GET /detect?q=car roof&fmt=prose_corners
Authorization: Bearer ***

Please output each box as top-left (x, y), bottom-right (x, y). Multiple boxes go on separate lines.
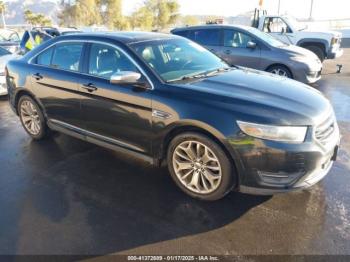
top-left (57, 31), bottom-right (177, 45)
top-left (172, 24), bottom-right (255, 32)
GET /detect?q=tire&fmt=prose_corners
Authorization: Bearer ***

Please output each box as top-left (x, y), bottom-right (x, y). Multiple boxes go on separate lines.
top-left (167, 132), bottom-right (235, 201)
top-left (267, 65), bottom-right (293, 79)
top-left (18, 95), bottom-right (50, 140)
top-left (304, 45), bottom-right (325, 62)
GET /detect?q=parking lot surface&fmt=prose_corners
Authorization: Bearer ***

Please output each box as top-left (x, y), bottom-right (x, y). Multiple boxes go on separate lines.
top-left (0, 41), bottom-right (350, 256)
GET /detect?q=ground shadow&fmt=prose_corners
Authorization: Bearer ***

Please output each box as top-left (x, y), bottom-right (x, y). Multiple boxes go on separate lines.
top-left (0, 132), bottom-right (270, 255)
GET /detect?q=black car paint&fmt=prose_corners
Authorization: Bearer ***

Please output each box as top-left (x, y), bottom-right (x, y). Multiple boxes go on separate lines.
top-left (6, 33), bottom-right (338, 194)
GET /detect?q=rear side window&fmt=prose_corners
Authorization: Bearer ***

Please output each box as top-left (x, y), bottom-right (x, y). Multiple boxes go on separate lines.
top-left (188, 29), bottom-right (220, 46)
top-left (36, 47), bottom-right (54, 66)
top-left (51, 43), bottom-right (83, 71)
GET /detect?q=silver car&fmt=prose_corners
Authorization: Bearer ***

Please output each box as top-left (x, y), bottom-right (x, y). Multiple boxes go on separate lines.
top-left (171, 25), bottom-right (322, 84)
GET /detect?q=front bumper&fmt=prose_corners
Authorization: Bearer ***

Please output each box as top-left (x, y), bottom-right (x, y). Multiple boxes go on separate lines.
top-left (229, 119), bottom-right (340, 195)
top-left (327, 45), bottom-right (343, 59)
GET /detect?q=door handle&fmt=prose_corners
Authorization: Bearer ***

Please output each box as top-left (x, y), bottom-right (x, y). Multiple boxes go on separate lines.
top-left (32, 73), bottom-right (43, 81)
top-left (224, 50), bottom-right (231, 55)
top-left (81, 83), bottom-right (97, 92)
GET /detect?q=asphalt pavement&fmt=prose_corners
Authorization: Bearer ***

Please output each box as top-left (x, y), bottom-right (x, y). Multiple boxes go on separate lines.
top-left (0, 41), bottom-right (349, 257)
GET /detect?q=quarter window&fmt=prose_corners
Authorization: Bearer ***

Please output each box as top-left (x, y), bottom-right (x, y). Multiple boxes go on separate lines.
top-left (224, 30), bottom-right (254, 48)
top-left (88, 43), bottom-right (138, 79)
top-left (51, 43), bottom-right (83, 71)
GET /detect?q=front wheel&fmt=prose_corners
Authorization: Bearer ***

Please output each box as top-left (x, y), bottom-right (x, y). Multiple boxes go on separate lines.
top-left (167, 132), bottom-right (235, 201)
top-left (304, 45), bottom-right (325, 62)
top-left (267, 65), bottom-right (293, 79)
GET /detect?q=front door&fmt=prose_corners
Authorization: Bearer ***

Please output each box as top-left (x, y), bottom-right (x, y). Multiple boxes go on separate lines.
top-left (79, 43), bottom-right (153, 155)
top-left (217, 29), bottom-right (261, 69)
top-left (263, 17), bottom-right (294, 44)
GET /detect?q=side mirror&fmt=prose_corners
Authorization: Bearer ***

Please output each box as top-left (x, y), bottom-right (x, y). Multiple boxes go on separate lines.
top-left (246, 41), bottom-right (257, 49)
top-left (110, 71), bottom-right (141, 85)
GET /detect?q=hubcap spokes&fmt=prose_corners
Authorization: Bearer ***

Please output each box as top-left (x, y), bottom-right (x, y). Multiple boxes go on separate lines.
top-left (271, 68), bottom-right (287, 77)
top-left (173, 141), bottom-right (222, 194)
top-left (20, 101), bottom-right (41, 135)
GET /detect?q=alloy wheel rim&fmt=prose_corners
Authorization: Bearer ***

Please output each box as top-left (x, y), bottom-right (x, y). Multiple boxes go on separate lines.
top-left (20, 100), bottom-right (41, 135)
top-left (172, 140), bottom-right (222, 194)
top-left (271, 68), bottom-right (287, 77)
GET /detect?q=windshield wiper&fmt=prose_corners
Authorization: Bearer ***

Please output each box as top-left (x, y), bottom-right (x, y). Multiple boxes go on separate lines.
top-left (167, 67), bottom-right (233, 83)
top-left (166, 72), bottom-right (208, 83)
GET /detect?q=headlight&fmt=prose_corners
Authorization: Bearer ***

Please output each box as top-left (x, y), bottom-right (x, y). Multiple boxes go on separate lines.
top-left (237, 121), bottom-right (307, 143)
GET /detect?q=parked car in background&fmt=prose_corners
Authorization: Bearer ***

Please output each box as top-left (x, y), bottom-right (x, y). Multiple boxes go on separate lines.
top-left (0, 47), bottom-right (19, 96)
top-left (32, 27), bottom-right (83, 37)
top-left (6, 33), bottom-right (340, 200)
top-left (0, 29), bottom-right (21, 54)
top-left (249, 12), bottom-right (343, 62)
top-left (172, 25), bottom-right (323, 84)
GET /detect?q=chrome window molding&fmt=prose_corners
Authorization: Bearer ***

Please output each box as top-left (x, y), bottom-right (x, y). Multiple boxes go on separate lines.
top-left (28, 39), bottom-right (155, 90)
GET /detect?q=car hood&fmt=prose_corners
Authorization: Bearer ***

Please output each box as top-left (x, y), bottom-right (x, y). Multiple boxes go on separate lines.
top-left (303, 29), bottom-right (342, 38)
top-left (174, 68), bottom-right (331, 125)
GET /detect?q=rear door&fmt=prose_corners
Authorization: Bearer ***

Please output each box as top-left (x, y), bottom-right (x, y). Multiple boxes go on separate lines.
top-left (30, 42), bottom-right (85, 128)
top-left (217, 29), bottom-right (261, 69)
top-left (78, 42), bottom-right (153, 155)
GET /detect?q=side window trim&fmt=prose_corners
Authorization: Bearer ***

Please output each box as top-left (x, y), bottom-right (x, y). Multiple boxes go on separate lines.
top-left (29, 40), bottom-right (154, 90)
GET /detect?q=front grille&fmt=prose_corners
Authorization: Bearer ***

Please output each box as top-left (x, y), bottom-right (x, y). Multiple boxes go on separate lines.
top-left (315, 113), bottom-right (336, 145)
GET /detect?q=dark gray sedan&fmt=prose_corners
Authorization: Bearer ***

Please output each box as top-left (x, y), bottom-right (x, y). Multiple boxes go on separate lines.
top-left (171, 24), bottom-right (322, 84)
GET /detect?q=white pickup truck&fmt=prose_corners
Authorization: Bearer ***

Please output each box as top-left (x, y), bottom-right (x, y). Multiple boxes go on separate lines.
top-left (252, 14), bottom-right (343, 62)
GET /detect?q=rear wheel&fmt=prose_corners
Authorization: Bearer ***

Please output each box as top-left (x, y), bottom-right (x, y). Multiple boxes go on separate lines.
top-left (267, 65), bottom-right (293, 79)
top-left (18, 95), bottom-right (50, 140)
top-left (304, 45), bottom-right (325, 62)
top-left (167, 132), bottom-right (235, 201)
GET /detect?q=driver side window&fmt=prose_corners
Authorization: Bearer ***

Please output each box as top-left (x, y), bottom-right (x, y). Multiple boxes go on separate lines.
top-left (88, 43), bottom-right (138, 79)
top-left (224, 30), bottom-right (254, 48)
top-left (264, 18), bottom-right (290, 33)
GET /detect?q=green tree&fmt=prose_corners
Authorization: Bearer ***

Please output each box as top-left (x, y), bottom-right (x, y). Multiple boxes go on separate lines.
top-left (59, 0), bottom-right (101, 27)
top-left (0, 1), bottom-right (6, 28)
top-left (24, 9), bottom-right (52, 26)
top-left (130, 6), bottom-right (154, 30)
top-left (181, 15), bottom-right (199, 26)
top-left (131, 0), bottom-right (179, 31)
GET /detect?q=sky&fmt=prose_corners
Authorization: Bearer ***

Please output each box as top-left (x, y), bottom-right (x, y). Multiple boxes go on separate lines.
top-left (121, 0), bottom-right (350, 20)
top-left (6, 0), bottom-right (350, 20)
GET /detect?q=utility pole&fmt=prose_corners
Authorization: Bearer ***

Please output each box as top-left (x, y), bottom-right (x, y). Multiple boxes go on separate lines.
top-left (309, 0), bottom-right (314, 20)
top-left (277, 0), bottom-right (281, 15)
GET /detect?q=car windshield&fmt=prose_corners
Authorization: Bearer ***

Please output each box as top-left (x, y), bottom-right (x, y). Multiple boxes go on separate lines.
top-left (247, 27), bottom-right (287, 47)
top-left (130, 38), bottom-right (230, 82)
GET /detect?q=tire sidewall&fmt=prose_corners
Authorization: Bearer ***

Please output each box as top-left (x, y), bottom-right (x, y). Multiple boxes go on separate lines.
top-left (167, 132), bottom-right (234, 201)
top-left (18, 95), bottom-right (47, 140)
